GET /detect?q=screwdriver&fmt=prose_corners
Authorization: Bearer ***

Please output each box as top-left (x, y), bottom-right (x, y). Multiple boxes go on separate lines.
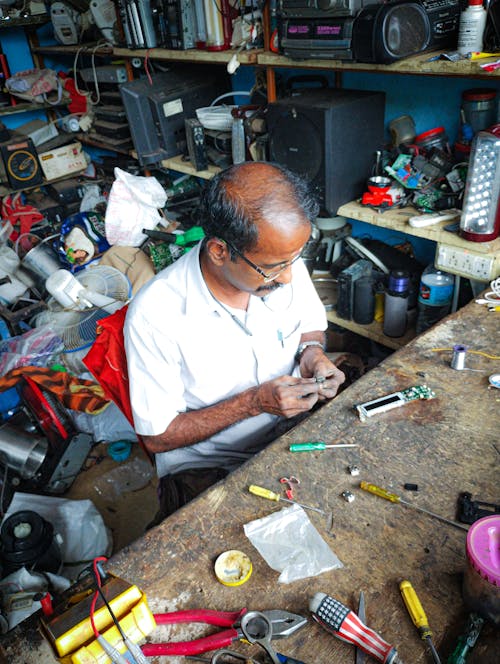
top-left (359, 482), bottom-right (469, 532)
top-left (290, 442), bottom-right (358, 452)
top-left (399, 580), bottom-right (441, 664)
top-left (248, 485), bottom-right (325, 515)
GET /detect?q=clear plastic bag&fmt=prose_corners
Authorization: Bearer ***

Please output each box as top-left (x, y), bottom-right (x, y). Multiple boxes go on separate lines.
top-left (243, 504), bottom-right (343, 584)
top-left (0, 324), bottom-right (64, 376)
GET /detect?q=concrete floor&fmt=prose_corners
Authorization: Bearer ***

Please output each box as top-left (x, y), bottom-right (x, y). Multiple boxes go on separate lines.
top-left (66, 441), bottom-right (159, 554)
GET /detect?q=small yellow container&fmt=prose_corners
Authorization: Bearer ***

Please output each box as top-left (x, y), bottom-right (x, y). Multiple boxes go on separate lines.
top-left (214, 550), bottom-right (253, 587)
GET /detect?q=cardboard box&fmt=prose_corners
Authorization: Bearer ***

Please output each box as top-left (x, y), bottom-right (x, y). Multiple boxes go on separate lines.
top-left (38, 141), bottom-right (88, 181)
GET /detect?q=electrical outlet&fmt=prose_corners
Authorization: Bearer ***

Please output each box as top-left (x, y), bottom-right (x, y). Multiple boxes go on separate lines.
top-left (435, 244), bottom-right (500, 282)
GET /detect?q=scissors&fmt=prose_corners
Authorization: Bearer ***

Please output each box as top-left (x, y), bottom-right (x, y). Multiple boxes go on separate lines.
top-left (355, 592), bottom-right (367, 664)
top-left (141, 608), bottom-right (306, 657)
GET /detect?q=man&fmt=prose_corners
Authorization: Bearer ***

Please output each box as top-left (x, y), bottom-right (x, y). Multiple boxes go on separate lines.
top-left (124, 162), bottom-right (345, 521)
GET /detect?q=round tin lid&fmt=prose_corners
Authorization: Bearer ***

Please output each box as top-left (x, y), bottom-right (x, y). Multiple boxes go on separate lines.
top-left (466, 515), bottom-right (500, 586)
top-left (214, 550), bottom-right (252, 587)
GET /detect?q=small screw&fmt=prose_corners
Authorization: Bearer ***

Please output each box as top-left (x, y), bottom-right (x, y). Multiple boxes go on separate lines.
top-left (341, 490), bottom-right (355, 503)
top-left (348, 465), bottom-right (360, 477)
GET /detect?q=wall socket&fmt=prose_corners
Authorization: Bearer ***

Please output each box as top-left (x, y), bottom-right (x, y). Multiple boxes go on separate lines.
top-left (435, 244), bottom-right (500, 282)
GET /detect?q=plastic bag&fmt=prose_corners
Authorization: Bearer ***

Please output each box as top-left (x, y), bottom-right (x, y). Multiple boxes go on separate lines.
top-left (0, 325), bottom-right (64, 377)
top-left (105, 167), bottom-right (167, 247)
top-left (3, 493), bottom-right (112, 580)
top-left (243, 504), bottom-right (343, 584)
top-left (5, 68), bottom-right (66, 105)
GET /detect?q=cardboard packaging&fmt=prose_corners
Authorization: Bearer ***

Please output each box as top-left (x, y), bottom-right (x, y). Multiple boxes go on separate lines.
top-left (38, 141), bottom-right (88, 181)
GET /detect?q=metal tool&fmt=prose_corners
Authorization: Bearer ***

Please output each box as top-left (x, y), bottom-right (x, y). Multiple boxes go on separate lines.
top-left (141, 608), bottom-right (306, 657)
top-left (289, 442), bottom-right (358, 452)
top-left (249, 485), bottom-right (325, 515)
top-left (355, 592), bottom-right (367, 664)
top-left (360, 482), bottom-right (469, 532)
top-left (310, 592), bottom-right (403, 664)
top-left (399, 581), bottom-right (441, 664)
top-left (241, 612), bottom-right (280, 664)
top-left (447, 612), bottom-right (484, 664)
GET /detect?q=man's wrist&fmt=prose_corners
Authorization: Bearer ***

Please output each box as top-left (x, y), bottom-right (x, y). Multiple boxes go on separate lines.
top-left (295, 340), bottom-right (325, 362)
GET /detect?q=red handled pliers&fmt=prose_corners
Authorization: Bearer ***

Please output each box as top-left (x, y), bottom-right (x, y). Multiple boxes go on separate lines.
top-left (141, 608), bottom-right (306, 657)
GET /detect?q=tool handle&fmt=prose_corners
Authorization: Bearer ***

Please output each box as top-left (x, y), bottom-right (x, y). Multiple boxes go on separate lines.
top-left (249, 485), bottom-right (281, 502)
top-left (153, 608), bottom-right (246, 627)
top-left (360, 481), bottom-right (401, 504)
top-left (277, 654), bottom-right (306, 664)
top-left (310, 593), bottom-right (397, 663)
top-left (141, 628), bottom-right (238, 656)
top-left (399, 581), bottom-right (432, 639)
top-left (289, 442), bottom-right (326, 452)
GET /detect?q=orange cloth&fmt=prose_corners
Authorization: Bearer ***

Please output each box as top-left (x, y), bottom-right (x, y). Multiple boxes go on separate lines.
top-left (0, 365), bottom-right (110, 415)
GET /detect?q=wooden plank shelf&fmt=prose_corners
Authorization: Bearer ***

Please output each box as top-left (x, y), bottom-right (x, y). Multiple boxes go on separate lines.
top-left (160, 154), bottom-right (221, 180)
top-left (326, 309), bottom-right (417, 350)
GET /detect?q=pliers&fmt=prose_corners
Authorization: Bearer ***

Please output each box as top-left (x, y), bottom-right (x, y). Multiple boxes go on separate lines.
top-left (141, 608), bottom-right (307, 657)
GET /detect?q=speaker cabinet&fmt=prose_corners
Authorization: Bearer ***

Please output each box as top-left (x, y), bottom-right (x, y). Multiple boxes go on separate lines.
top-left (267, 88), bottom-right (385, 215)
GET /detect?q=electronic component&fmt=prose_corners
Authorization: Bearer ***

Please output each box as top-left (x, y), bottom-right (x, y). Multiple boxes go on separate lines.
top-left (348, 465), bottom-right (360, 476)
top-left (355, 385), bottom-right (436, 421)
top-left (341, 490), bottom-right (355, 503)
top-left (184, 118), bottom-right (208, 171)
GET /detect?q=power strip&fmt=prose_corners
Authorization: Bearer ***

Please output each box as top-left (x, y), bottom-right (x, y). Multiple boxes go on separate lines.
top-left (435, 243), bottom-right (500, 282)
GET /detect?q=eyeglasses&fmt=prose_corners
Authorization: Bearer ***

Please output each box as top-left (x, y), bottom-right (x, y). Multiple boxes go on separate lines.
top-left (223, 240), bottom-right (303, 282)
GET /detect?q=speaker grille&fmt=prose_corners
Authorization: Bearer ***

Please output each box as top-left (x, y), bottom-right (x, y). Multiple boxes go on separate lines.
top-left (268, 110), bottom-right (323, 182)
top-left (383, 5), bottom-right (430, 57)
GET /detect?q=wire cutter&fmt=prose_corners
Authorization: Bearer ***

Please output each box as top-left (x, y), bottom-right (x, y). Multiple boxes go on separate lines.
top-left (141, 608), bottom-right (307, 657)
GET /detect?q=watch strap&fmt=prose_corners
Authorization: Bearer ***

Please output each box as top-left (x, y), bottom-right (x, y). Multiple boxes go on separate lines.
top-left (295, 340), bottom-right (325, 362)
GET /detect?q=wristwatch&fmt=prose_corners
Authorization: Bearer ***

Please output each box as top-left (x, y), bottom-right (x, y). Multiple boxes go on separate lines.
top-left (295, 340), bottom-right (325, 362)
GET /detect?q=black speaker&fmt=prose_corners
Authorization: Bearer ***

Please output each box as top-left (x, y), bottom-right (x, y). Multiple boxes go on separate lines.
top-left (266, 88), bottom-right (385, 215)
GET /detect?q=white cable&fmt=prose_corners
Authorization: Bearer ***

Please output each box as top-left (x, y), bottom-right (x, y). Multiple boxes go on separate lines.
top-left (210, 91), bottom-right (251, 106)
top-left (475, 277), bottom-right (500, 305)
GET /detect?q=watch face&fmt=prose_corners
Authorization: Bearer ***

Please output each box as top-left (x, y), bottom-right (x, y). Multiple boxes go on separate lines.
top-left (7, 149), bottom-right (40, 182)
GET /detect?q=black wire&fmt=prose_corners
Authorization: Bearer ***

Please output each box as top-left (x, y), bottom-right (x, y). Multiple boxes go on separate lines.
top-left (92, 565), bottom-right (129, 645)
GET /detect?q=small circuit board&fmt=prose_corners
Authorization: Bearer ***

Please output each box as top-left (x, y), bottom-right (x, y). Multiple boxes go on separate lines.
top-left (355, 385), bottom-right (436, 422)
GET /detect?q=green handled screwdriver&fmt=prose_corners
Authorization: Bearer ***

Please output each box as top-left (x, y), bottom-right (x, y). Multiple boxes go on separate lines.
top-left (290, 441), bottom-right (358, 452)
top-left (248, 485), bottom-right (325, 515)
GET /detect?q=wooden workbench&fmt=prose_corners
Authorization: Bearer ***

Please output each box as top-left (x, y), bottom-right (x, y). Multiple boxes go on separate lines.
top-left (1, 297), bottom-right (499, 663)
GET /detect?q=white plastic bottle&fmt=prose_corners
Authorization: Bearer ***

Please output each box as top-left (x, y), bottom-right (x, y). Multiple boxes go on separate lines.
top-left (457, 0), bottom-right (487, 55)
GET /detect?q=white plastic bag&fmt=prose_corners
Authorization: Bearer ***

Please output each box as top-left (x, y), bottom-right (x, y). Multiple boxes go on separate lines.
top-left (243, 504), bottom-right (343, 584)
top-left (105, 167), bottom-right (167, 247)
top-left (3, 493), bottom-right (112, 578)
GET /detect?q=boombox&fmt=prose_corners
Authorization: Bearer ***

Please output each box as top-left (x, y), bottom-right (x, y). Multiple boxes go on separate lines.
top-left (279, 0), bottom-right (376, 18)
top-left (279, 0), bottom-right (460, 62)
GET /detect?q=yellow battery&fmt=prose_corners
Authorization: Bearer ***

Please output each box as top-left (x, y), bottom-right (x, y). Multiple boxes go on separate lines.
top-left (71, 593), bottom-right (156, 664)
top-left (41, 576), bottom-right (150, 660)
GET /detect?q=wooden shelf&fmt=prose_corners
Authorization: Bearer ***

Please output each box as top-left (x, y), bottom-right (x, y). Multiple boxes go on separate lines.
top-left (326, 309), bottom-right (416, 350)
top-left (32, 44), bottom-right (260, 65)
top-left (160, 154), bottom-right (221, 180)
top-left (338, 201), bottom-right (500, 256)
top-left (258, 50), bottom-right (500, 80)
top-left (0, 101), bottom-right (68, 117)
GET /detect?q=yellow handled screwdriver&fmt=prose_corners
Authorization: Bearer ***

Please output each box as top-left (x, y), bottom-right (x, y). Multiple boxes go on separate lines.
top-left (248, 485), bottom-right (325, 515)
top-left (400, 580), bottom-right (441, 664)
top-left (359, 482), bottom-right (469, 532)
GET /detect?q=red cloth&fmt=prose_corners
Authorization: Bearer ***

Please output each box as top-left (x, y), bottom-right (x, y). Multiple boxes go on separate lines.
top-left (82, 305), bottom-right (133, 425)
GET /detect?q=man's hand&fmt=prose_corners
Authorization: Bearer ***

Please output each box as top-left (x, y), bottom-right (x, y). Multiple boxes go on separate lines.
top-left (252, 375), bottom-right (323, 418)
top-left (299, 348), bottom-right (345, 400)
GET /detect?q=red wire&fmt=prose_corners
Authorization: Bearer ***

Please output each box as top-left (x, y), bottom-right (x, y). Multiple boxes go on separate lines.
top-left (145, 50), bottom-right (153, 86)
top-left (90, 556), bottom-right (108, 638)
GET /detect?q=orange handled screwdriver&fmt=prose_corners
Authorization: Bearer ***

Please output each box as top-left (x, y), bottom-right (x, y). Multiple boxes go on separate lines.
top-left (399, 580), bottom-right (441, 664)
top-left (359, 482), bottom-right (468, 532)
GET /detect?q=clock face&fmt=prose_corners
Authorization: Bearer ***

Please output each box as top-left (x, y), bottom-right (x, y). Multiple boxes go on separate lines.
top-left (7, 149), bottom-right (40, 182)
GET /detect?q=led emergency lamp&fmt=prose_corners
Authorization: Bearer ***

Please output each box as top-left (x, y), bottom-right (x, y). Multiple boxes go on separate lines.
top-left (460, 124), bottom-right (500, 242)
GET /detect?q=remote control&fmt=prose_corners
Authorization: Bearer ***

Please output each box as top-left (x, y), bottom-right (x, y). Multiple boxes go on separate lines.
top-left (408, 209), bottom-right (460, 228)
